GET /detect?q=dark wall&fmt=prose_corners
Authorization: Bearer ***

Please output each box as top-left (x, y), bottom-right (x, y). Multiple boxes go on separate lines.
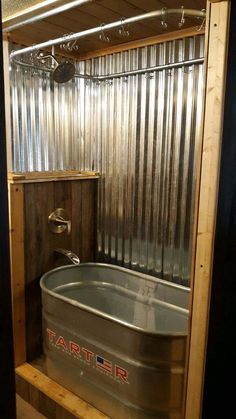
top-left (0, 4), bottom-right (16, 419)
top-left (203, 2), bottom-right (236, 418)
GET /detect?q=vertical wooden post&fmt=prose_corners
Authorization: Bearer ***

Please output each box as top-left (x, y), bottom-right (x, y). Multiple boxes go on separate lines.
top-left (8, 183), bottom-right (26, 366)
top-left (0, 12), bottom-right (16, 419)
top-left (186, 2), bottom-right (231, 418)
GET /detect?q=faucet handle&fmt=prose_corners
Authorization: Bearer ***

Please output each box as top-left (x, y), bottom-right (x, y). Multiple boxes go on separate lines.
top-left (48, 208), bottom-right (71, 234)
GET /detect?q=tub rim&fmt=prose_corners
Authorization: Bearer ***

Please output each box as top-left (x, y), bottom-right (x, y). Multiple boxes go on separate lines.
top-left (40, 262), bottom-right (190, 338)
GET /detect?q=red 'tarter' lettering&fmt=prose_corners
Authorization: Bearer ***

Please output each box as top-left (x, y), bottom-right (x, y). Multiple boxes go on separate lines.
top-left (82, 348), bottom-right (94, 362)
top-left (56, 336), bottom-right (68, 350)
top-left (46, 328), bottom-right (56, 342)
top-left (115, 365), bottom-right (129, 383)
top-left (69, 341), bottom-right (80, 356)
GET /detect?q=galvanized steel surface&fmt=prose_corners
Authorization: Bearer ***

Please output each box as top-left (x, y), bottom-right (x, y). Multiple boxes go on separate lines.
top-left (10, 35), bottom-right (205, 285)
top-left (41, 263), bottom-right (188, 418)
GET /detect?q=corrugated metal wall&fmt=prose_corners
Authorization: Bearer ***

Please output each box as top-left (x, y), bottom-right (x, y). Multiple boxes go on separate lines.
top-left (10, 35), bottom-right (204, 285)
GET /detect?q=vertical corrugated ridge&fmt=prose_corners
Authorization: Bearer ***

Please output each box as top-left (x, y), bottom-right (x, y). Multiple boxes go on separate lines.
top-left (10, 35), bottom-right (205, 285)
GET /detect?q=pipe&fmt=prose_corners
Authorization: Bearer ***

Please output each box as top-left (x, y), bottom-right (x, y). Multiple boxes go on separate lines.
top-left (12, 56), bottom-right (204, 80)
top-left (3, 0), bottom-right (92, 33)
top-left (10, 8), bottom-right (206, 59)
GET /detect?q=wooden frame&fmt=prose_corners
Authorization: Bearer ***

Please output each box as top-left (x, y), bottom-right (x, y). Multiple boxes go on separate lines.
top-left (3, 0), bottom-right (232, 417)
top-left (16, 363), bottom-right (108, 419)
top-left (186, 1), bottom-right (231, 418)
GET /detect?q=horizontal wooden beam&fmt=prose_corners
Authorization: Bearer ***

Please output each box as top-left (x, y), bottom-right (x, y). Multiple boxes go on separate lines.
top-left (16, 363), bottom-right (108, 418)
top-left (8, 170), bottom-right (99, 184)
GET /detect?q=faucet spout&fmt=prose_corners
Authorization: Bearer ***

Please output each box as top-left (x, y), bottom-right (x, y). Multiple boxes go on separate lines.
top-left (55, 248), bottom-right (80, 265)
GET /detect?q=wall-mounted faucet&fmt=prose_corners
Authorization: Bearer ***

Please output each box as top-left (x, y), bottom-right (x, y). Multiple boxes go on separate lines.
top-left (48, 208), bottom-right (71, 234)
top-left (55, 248), bottom-right (80, 265)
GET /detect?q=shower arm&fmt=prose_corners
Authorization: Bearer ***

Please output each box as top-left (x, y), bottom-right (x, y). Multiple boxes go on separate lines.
top-left (11, 55), bottom-right (204, 81)
top-left (10, 8), bottom-right (206, 60)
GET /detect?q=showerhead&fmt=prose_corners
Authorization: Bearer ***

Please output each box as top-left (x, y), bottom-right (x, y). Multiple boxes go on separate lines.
top-left (53, 60), bottom-right (75, 83)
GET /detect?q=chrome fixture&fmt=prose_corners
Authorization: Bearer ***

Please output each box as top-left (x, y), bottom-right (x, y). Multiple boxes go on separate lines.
top-left (35, 52), bottom-right (75, 83)
top-left (54, 248), bottom-right (80, 265)
top-left (10, 8), bottom-right (206, 59)
top-left (12, 55), bottom-right (204, 81)
top-left (48, 208), bottom-right (71, 234)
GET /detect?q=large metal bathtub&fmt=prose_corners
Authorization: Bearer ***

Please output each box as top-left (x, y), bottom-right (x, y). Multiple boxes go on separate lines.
top-left (40, 263), bottom-right (189, 419)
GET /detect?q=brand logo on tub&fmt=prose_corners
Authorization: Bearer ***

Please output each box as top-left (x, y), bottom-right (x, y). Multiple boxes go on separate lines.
top-left (46, 328), bottom-right (129, 384)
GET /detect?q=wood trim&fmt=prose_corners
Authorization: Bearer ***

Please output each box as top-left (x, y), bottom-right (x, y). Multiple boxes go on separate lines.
top-left (8, 183), bottom-right (26, 367)
top-left (185, 2), bottom-right (231, 418)
top-left (77, 27), bottom-right (205, 61)
top-left (8, 170), bottom-right (99, 184)
top-left (16, 363), bottom-right (108, 419)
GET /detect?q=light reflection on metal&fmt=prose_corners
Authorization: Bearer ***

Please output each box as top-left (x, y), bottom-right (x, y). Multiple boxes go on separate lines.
top-left (10, 8), bottom-right (206, 57)
top-left (10, 35), bottom-right (205, 285)
top-left (2, 0), bottom-right (92, 31)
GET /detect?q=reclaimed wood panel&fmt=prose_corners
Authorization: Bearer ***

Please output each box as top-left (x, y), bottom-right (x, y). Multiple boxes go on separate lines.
top-left (24, 182), bottom-right (54, 360)
top-left (8, 183), bottom-right (26, 366)
top-left (23, 178), bottom-right (98, 360)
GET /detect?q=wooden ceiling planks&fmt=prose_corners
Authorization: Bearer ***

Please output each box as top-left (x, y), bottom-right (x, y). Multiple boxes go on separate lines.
top-left (7, 0), bottom-right (206, 56)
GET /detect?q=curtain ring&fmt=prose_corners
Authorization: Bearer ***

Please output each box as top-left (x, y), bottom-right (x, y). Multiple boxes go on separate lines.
top-left (99, 23), bottom-right (110, 43)
top-left (196, 9), bottom-right (206, 32)
top-left (178, 6), bottom-right (185, 28)
top-left (161, 8), bottom-right (168, 29)
top-left (118, 18), bottom-right (130, 37)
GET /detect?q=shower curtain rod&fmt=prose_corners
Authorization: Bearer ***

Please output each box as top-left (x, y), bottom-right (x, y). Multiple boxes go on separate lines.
top-left (10, 7), bottom-right (206, 59)
top-left (12, 56), bottom-right (204, 80)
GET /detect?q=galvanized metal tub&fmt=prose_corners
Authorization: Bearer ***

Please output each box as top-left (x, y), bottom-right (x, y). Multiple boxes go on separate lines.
top-left (40, 263), bottom-right (189, 419)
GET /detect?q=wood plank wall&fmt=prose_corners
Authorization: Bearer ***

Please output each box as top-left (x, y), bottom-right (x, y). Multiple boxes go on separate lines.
top-left (9, 177), bottom-right (98, 363)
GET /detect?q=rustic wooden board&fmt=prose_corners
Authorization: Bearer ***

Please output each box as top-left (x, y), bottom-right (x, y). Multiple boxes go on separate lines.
top-left (8, 183), bottom-right (26, 366)
top-left (16, 363), bottom-right (109, 419)
top-left (22, 178), bottom-right (98, 360)
top-left (185, 1), bottom-right (231, 418)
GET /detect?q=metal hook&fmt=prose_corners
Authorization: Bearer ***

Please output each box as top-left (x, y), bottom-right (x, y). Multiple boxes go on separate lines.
top-left (196, 9), bottom-right (206, 32)
top-left (161, 8), bottom-right (168, 30)
top-left (178, 6), bottom-right (185, 28)
top-left (60, 33), bottom-right (79, 52)
top-left (99, 23), bottom-right (110, 43)
top-left (145, 72), bottom-right (154, 80)
top-left (183, 66), bottom-right (193, 74)
top-left (118, 18), bottom-right (130, 37)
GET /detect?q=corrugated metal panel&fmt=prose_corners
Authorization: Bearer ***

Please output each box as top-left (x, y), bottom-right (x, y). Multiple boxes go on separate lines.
top-left (10, 35), bottom-right (205, 285)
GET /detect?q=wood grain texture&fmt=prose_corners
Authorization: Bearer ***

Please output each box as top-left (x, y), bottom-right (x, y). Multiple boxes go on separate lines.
top-left (8, 183), bottom-right (26, 366)
top-left (16, 363), bottom-right (109, 419)
top-left (6, 0), bottom-right (206, 56)
top-left (8, 170), bottom-right (99, 183)
top-left (185, 2), bottom-right (231, 418)
top-left (22, 178), bottom-right (98, 360)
